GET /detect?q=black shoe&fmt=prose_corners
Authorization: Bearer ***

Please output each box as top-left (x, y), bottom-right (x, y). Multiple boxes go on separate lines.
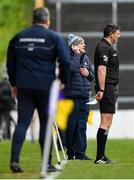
top-left (75, 155), bottom-right (93, 160)
top-left (10, 162), bottom-right (23, 173)
top-left (94, 156), bottom-right (114, 164)
top-left (47, 164), bottom-right (58, 173)
top-left (67, 155), bottom-right (75, 160)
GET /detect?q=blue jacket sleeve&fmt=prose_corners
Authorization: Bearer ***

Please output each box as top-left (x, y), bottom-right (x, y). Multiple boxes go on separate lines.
top-left (87, 63), bottom-right (94, 81)
top-left (81, 54), bottom-right (94, 81)
top-left (70, 53), bottom-right (81, 73)
top-left (6, 36), bottom-right (17, 87)
top-left (55, 35), bottom-right (71, 84)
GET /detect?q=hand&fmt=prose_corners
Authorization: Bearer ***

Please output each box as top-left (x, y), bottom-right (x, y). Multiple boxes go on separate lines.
top-left (71, 45), bottom-right (80, 53)
top-left (95, 91), bottom-right (104, 101)
top-left (11, 86), bottom-right (17, 98)
top-left (80, 67), bottom-right (89, 77)
top-left (60, 83), bottom-right (65, 90)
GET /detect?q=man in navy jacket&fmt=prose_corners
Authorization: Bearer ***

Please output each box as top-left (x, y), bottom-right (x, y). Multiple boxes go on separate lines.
top-left (6, 7), bottom-right (71, 173)
top-left (64, 34), bottom-right (94, 160)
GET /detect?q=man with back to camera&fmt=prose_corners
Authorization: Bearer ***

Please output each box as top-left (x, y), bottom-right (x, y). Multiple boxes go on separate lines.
top-left (94, 24), bottom-right (120, 164)
top-left (6, 7), bottom-right (71, 173)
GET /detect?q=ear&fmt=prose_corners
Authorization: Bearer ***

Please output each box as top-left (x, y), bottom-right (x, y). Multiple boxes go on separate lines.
top-left (71, 45), bottom-right (74, 49)
top-left (45, 19), bottom-right (50, 28)
top-left (110, 32), bottom-right (113, 37)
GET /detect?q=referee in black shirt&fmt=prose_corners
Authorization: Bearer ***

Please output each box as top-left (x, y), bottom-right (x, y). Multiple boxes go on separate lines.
top-left (94, 24), bottom-right (121, 164)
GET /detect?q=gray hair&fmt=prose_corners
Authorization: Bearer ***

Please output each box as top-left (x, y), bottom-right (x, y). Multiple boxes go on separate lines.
top-left (33, 7), bottom-right (50, 24)
top-left (68, 34), bottom-right (84, 47)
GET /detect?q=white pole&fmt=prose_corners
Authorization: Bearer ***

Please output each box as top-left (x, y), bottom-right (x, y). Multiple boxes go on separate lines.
top-left (54, 123), bottom-right (67, 160)
top-left (53, 133), bottom-right (61, 164)
top-left (40, 79), bottom-right (60, 178)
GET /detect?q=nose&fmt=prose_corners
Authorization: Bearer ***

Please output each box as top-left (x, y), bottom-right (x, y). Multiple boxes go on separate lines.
top-left (117, 32), bottom-right (121, 38)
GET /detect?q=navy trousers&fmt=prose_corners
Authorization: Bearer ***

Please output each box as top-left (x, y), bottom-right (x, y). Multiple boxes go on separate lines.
top-left (10, 89), bottom-right (52, 164)
top-left (66, 97), bottom-right (89, 158)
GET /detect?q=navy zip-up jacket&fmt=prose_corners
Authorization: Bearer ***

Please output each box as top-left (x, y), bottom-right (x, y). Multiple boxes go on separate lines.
top-left (6, 24), bottom-right (71, 90)
top-left (64, 51), bottom-right (94, 98)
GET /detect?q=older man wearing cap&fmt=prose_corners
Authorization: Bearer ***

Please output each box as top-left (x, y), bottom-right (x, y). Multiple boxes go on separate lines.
top-left (64, 34), bottom-right (94, 160)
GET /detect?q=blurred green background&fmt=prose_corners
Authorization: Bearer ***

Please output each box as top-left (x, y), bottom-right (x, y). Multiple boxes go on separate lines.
top-left (0, 0), bottom-right (34, 77)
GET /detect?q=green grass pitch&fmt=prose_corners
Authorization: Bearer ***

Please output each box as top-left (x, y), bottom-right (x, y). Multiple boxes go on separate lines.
top-left (0, 139), bottom-right (134, 179)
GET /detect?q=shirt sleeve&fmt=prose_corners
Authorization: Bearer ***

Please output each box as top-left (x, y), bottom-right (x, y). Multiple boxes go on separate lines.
top-left (87, 63), bottom-right (94, 81)
top-left (98, 45), bottom-right (110, 66)
top-left (56, 35), bottom-right (71, 84)
top-left (81, 54), bottom-right (94, 81)
top-left (70, 53), bottom-right (81, 73)
top-left (6, 36), bottom-right (17, 87)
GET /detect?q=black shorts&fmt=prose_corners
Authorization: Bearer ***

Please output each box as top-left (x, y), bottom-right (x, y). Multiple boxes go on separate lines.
top-left (97, 84), bottom-right (118, 114)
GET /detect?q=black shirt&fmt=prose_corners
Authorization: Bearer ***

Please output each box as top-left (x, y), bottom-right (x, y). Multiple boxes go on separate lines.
top-left (94, 38), bottom-right (119, 87)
